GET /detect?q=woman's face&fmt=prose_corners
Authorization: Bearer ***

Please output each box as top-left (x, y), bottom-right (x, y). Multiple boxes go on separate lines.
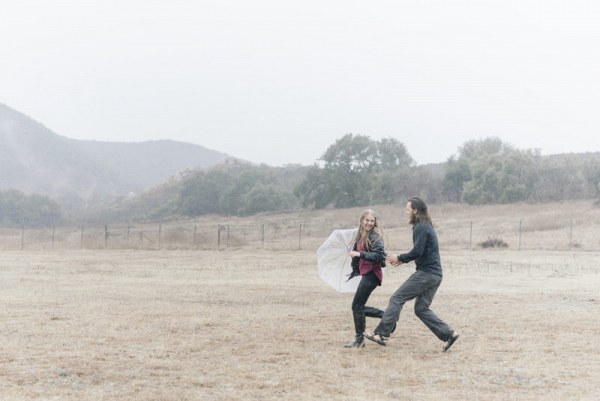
top-left (363, 214), bottom-right (376, 231)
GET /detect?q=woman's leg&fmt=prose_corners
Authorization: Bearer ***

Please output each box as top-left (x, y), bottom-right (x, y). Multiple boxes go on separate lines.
top-left (350, 272), bottom-right (380, 336)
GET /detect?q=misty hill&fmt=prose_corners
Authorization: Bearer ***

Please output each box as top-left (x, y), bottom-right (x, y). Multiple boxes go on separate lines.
top-left (0, 103), bottom-right (229, 197)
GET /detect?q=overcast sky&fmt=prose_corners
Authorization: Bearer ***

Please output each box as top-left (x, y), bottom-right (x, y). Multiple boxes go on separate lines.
top-left (1, 1), bottom-right (599, 166)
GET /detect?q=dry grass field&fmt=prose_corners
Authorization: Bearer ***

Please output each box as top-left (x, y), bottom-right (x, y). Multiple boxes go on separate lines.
top-left (1, 201), bottom-right (600, 400)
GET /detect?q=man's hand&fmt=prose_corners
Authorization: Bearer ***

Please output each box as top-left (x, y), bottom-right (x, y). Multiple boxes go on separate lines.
top-left (386, 254), bottom-right (403, 267)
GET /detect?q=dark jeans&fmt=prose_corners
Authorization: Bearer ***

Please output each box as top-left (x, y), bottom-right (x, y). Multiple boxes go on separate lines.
top-left (374, 270), bottom-right (453, 341)
top-left (351, 271), bottom-right (384, 336)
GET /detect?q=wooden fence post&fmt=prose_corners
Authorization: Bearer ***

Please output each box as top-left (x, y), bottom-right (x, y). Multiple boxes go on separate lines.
top-left (569, 220), bottom-right (573, 251)
top-left (519, 220), bottom-right (522, 251)
top-left (193, 224), bottom-right (197, 247)
top-left (469, 221), bottom-right (473, 250)
top-left (21, 216), bottom-right (25, 250)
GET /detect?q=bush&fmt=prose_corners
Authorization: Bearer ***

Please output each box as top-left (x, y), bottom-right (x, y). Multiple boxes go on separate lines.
top-left (478, 237), bottom-right (508, 249)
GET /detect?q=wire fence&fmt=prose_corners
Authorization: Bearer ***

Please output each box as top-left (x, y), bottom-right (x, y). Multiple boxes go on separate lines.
top-left (1, 217), bottom-right (598, 252)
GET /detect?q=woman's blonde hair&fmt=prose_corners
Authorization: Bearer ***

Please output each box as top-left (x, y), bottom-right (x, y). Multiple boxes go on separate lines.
top-left (354, 209), bottom-right (386, 251)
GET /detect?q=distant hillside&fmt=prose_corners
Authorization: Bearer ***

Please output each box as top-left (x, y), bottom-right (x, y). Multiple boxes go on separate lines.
top-left (92, 159), bottom-right (309, 223)
top-left (0, 103), bottom-right (229, 197)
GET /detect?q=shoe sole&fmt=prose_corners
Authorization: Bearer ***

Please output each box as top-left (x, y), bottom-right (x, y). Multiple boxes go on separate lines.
top-left (443, 334), bottom-right (459, 352)
top-left (364, 333), bottom-right (387, 346)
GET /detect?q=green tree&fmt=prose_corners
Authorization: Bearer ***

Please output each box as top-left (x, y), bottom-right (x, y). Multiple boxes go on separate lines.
top-left (0, 189), bottom-right (61, 228)
top-left (443, 156), bottom-right (471, 202)
top-left (237, 184), bottom-right (296, 216)
top-left (452, 137), bottom-right (540, 204)
top-left (534, 155), bottom-right (585, 201)
top-left (177, 170), bottom-right (233, 216)
top-left (583, 156), bottom-right (600, 201)
top-left (497, 149), bottom-right (540, 203)
top-left (294, 134), bottom-right (415, 209)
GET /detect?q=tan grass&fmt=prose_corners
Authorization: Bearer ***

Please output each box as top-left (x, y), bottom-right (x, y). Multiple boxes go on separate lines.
top-left (1, 248), bottom-right (599, 400)
top-left (1, 201), bottom-right (600, 399)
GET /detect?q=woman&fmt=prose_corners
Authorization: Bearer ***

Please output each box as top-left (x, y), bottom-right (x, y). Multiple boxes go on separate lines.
top-left (344, 209), bottom-right (387, 348)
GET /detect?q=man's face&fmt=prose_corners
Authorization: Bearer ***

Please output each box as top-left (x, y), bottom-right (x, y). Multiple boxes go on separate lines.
top-left (406, 202), bottom-right (417, 224)
top-left (363, 214), bottom-right (375, 231)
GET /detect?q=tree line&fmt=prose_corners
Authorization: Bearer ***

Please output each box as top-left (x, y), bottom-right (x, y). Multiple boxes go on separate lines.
top-left (2, 135), bottom-right (600, 227)
top-left (0, 189), bottom-right (61, 228)
top-left (172, 134), bottom-right (600, 217)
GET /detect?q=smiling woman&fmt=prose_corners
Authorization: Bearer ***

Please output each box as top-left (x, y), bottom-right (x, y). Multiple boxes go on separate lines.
top-left (343, 209), bottom-right (387, 348)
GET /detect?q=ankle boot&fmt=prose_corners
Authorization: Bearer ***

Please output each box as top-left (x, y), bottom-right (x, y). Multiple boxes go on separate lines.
top-left (344, 334), bottom-right (365, 348)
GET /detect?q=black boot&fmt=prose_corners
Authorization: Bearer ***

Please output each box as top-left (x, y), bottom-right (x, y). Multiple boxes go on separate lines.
top-left (344, 333), bottom-right (365, 348)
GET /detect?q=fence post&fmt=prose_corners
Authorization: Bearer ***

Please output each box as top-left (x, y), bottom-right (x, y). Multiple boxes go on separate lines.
top-left (569, 220), bottom-right (573, 251)
top-left (52, 224), bottom-right (55, 250)
top-left (158, 220), bottom-right (162, 249)
top-left (105, 225), bottom-right (108, 247)
top-left (127, 224), bottom-right (130, 244)
top-left (217, 224), bottom-right (220, 248)
top-left (21, 216), bottom-right (25, 250)
top-left (469, 221), bottom-right (473, 250)
top-left (299, 223), bottom-right (302, 249)
top-left (193, 224), bottom-right (197, 247)
top-left (519, 220), bottom-right (522, 251)
top-left (262, 224), bottom-right (265, 249)
top-left (226, 225), bottom-right (230, 249)
top-left (81, 225), bottom-right (84, 248)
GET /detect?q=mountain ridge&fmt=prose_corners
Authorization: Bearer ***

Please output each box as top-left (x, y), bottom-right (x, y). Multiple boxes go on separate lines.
top-left (0, 102), bottom-right (230, 197)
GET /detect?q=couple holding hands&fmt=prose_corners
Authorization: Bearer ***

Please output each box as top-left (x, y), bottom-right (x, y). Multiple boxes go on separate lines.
top-left (345, 197), bottom-right (459, 351)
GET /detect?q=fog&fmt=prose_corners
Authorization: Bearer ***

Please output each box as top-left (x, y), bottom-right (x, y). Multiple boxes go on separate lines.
top-left (1, 1), bottom-right (599, 166)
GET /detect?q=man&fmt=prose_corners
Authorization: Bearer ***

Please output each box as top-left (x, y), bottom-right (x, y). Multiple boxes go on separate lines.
top-left (364, 197), bottom-right (459, 352)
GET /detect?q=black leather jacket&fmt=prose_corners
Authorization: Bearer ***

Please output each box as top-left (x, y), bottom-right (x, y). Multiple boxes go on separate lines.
top-left (350, 231), bottom-right (386, 278)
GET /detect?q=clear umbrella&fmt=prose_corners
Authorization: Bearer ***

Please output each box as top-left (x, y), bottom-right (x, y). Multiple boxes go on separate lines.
top-left (317, 228), bottom-right (360, 293)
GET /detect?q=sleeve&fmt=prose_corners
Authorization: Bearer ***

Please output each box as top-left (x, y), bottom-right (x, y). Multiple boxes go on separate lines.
top-left (349, 241), bottom-right (360, 277)
top-left (398, 224), bottom-right (426, 264)
top-left (351, 241), bottom-right (360, 268)
top-left (359, 235), bottom-right (386, 264)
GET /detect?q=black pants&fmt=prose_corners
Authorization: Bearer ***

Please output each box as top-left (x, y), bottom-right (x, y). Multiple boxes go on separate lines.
top-left (351, 271), bottom-right (384, 336)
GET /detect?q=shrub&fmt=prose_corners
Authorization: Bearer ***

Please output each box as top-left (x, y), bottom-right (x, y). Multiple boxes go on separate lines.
top-left (478, 237), bottom-right (508, 249)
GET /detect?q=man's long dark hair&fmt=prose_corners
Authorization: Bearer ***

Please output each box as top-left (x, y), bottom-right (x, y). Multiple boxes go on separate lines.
top-left (408, 197), bottom-right (433, 227)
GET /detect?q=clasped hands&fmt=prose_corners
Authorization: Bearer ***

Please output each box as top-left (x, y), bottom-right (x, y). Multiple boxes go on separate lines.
top-left (348, 251), bottom-right (403, 267)
top-left (386, 254), bottom-right (403, 267)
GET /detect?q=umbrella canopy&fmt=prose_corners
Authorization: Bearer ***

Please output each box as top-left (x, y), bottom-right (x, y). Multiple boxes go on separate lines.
top-left (317, 228), bottom-right (360, 293)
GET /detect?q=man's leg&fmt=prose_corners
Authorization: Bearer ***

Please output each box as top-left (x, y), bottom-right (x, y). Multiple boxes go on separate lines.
top-left (413, 274), bottom-right (454, 341)
top-left (373, 271), bottom-right (429, 337)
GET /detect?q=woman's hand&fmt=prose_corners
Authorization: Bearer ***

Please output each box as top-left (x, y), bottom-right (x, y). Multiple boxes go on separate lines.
top-left (349, 251), bottom-right (360, 258)
top-left (386, 254), bottom-right (402, 266)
